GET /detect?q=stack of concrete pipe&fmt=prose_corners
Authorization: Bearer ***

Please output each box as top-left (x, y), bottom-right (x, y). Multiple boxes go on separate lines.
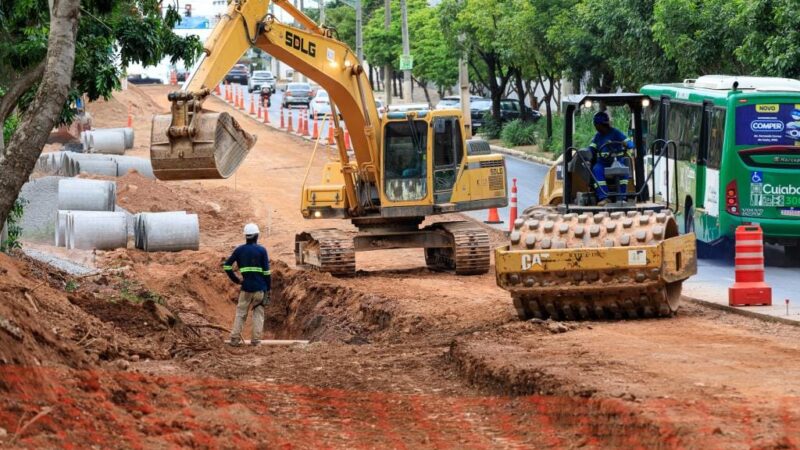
top-left (55, 179), bottom-right (128, 250)
top-left (57, 211), bottom-right (128, 250)
top-left (80, 128), bottom-right (134, 154)
top-left (50, 152), bottom-right (154, 178)
top-left (134, 211), bottom-right (200, 252)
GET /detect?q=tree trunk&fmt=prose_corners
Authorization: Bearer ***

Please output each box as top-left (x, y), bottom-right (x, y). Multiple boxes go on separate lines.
top-left (0, 62), bottom-right (46, 125)
top-left (0, 0), bottom-right (80, 228)
top-left (513, 68), bottom-right (528, 121)
top-left (414, 77), bottom-right (431, 105)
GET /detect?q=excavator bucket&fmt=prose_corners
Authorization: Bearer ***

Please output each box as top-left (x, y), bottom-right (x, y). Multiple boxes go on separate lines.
top-left (150, 109), bottom-right (256, 180)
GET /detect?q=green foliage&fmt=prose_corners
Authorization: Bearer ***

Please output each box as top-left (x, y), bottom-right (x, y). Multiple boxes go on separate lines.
top-left (117, 279), bottom-right (164, 305)
top-left (408, 5), bottom-right (457, 90)
top-left (500, 119), bottom-right (536, 147)
top-left (3, 114), bottom-right (20, 144)
top-left (735, 0), bottom-right (800, 78)
top-left (0, 0), bottom-right (203, 125)
top-left (531, 111), bottom-right (595, 155)
top-left (1, 197), bottom-right (27, 253)
top-left (478, 112), bottom-right (502, 140)
top-left (65, 280), bottom-right (79, 293)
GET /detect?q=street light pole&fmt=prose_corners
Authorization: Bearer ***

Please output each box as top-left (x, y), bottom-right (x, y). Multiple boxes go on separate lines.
top-left (320, 0), bottom-right (325, 24)
top-left (400, 0), bottom-right (411, 104)
top-left (355, 0), bottom-right (363, 61)
top-left (383, 0), bottom-right (392, 105)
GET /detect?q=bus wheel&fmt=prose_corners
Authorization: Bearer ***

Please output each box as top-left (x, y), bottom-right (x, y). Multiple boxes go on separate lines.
top-left (684, 205), bottom-right (695, 234)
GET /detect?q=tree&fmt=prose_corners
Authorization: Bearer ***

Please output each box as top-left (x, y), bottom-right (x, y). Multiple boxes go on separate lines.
top-left (735, 0), bottom-right (800, 78)
top-left (0, 0), bottom-right (202, 229)
top-left (652, 0), bottom-right (747, 77)
top-left (408, 5), bottom-right (457, 101)
top-left (440, 0), bottom-right (516, 122)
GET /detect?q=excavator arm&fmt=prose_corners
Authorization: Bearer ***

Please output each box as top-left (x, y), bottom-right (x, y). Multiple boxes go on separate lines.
top-left (151, 0), bottom-right (380, 215)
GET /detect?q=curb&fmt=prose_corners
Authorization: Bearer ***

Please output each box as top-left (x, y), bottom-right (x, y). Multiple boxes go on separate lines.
top-left (686, 296), bottom-right (800, 328)
top-left (488, 145), bottom-right (556, 166)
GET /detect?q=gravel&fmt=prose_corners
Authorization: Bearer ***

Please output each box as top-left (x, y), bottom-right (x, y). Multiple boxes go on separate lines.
top-left (22, 247), bottom-right (99, 277)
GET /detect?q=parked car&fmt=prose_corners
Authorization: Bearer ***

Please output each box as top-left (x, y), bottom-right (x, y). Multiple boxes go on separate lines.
top-left (435, 95), bottom-right (484, 110)
top-left (127, 74), bottom-right (163, 85)
top-left (375, 99), bottom-right (385, 118)
top-left (387, 103), bottom-right (430, 113)
top-left (249, 70), bottom-right (276, 93)
top-left (225, 64), bottom-right (249, 84)
top-left (281, 82), bottom-right (313, 108)
top-left (470, 99), bottom-right (541, 132)
top-left (309, 90), bottom-right (335, 118)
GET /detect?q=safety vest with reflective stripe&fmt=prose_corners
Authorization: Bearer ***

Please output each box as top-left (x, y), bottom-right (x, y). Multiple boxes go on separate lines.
top-left (223, 242), bottom-right (271, 292)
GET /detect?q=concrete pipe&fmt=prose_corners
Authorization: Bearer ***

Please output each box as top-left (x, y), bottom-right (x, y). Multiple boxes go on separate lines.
top-left (55, 210), bottom-right (69, 247)
top-left (115, 155), bottom-right (155, 178)
top-left (101, 128), bottom-right (135, 149)
top-left (77, 158), bottom-right (118, 177)
top-left (88, 130), bottom-right (126, 155)
top-left (66, 211), bottom-right (128, 250)
top-left (57, 179), bottom-right (116, 211)
top-left (137, 211), bottom-right (199, 252)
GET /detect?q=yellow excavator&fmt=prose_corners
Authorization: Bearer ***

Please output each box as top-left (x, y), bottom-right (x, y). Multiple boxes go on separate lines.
top-left (150, 0), bottom-right (507, 276)
top-left (494, 94), bottom-right (697, 320)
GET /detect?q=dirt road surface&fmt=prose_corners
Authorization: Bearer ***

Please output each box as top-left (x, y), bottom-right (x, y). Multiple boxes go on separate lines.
top-left (0, 84), bottom-right (798, 448)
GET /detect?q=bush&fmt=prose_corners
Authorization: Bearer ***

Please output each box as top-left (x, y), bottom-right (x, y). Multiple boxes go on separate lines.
top-left (3, 114), bottom-right (20, 144)
top-left (1, 197), bottom-right (27, 253)
top-left (500, 119), bottom-right (537, 147)
top-left (478, 111), bottom-right (502, 140)
top-left (531, 110), bottom-right (597, 156)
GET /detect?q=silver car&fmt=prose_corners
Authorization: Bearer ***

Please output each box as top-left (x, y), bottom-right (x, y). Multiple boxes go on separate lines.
top-left (281, 82), bottom-right (313, 108)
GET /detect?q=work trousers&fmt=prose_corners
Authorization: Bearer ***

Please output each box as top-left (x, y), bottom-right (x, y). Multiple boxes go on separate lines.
top-left (592, 159), bottom-right (629, 201)
top-left (230, 290), bottom-right (268, 343)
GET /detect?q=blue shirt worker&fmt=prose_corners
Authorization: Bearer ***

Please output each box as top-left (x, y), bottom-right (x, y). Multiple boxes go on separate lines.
top-left (223, 223), bottom-right (271, 346)
top-left (589, 111), bottom-right (634, 205)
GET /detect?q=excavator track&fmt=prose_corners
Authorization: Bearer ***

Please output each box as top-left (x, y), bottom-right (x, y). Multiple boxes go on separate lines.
top-left (424, 221), bottom-right (491, 275)
top-left (295, 229), bottom-right (356, 277)
top-left (500, 209), bottom-right (689, 321)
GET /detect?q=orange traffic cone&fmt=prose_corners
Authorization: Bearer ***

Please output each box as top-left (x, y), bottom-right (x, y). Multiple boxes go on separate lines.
top-left (287, 110), bottom-right (294, 133)
top-left (327, 122), bottom-right (335, 145)
top-left (226, 82), bottom-right (232, 102)
top-left (170, 70), bottom-right (177, 86)
top-left (280, 107), bottom-right (285, 128)
top-left (257, 103), bottom-right (262, 120)
top-left (238, 89), bottom-right (244, 110)
top-left (263, 104), bottom-right (270, 124)
top-left (126, 106), bottom-right (133, 128)
top-left (312, 116), bottom-right (319, 139)
top-left (302, 109), bottom-right (310, 136)
top-left (344, 129), bottom-right (352, 150)
top-left (508, 178), bottom-right (518, 232)
top-left (484, 207), bottom-right (503, 224)
top-left (249, 94), bottom-right (256, 115)
top-left (214, 84), bottom-right (221, 95)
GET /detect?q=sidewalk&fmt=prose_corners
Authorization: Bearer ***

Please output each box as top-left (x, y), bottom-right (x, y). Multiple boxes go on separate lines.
top-left (488, 144), bottom-right (557, 166)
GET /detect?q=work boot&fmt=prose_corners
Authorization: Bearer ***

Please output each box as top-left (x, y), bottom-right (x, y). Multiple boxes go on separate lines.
top-left (228, 338), bottom-right (243, 347)
top-left (250, 339), bottom-right (260, 347)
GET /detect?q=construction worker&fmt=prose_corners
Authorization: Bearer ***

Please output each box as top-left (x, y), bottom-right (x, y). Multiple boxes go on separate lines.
top-left (223, 223), bottom-right (271, 346)
top-left (588, 111), bottom-right (634, 205)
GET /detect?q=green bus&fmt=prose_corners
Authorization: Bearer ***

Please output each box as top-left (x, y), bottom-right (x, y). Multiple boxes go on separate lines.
top-left (640, 75), bottom-right (800, 256)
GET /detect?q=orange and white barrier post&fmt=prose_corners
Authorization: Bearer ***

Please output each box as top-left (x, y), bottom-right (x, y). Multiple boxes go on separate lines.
top-left (280, 107), bottom-right (285, 129)
top-left (257, 102), bottom-right (262, 120)
top-left (249, 93), bottom-right (256, 115)
top-left (263, 104), bottom-right (270, 124)
top-left (214, 84), bottom-right (221, 96)
top-left (327, 121), bottom-right (335, 145)
top-left (729, 224), bottom-right (772, 306)
top-left (225, 82), bottom-right (232, 102)
top-left (508, 178), bottom-right (518, 233)
top-left (344, 128), bottom-right (352, 150)
top-left (312, 116), bottom-right (319, 139)
top-left (287, 110), bottom-right (294, 133)
top-left (302, 109), bottom-right (310, 137)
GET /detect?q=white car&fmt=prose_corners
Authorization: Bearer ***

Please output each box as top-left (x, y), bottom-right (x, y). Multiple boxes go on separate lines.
top-left (375, 100), bottom-right (385, 118)
top-left (435, 95), bottom-right (483, 110)
top-left (387, 103), bottom-right (430, 113)
top-left (309, 90), bottom-right (334, 118)
top-left (248, 70), bottom-right (276, 93)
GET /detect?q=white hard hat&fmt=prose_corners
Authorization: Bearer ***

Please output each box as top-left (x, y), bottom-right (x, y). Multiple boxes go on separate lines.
top-left (243, 223), bottom-right (260, 236)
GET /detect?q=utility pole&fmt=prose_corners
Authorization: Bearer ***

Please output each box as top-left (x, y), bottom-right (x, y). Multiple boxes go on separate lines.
top-left (319, 0), bottom-right (325, 24)
top-left (383, 0), bottom-right (392, 105)
top-left (355, 0), bottom-right (363, 61)
top-left (400, 0), bottom-right (412, 104)
top-left (457, 0), bottom-right (471, 135)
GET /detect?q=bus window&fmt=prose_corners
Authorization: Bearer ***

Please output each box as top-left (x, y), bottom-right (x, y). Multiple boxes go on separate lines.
top-left (707, 108), bottom-right (726, 169)
top-left (668, 103), bottom-right (702, 162)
